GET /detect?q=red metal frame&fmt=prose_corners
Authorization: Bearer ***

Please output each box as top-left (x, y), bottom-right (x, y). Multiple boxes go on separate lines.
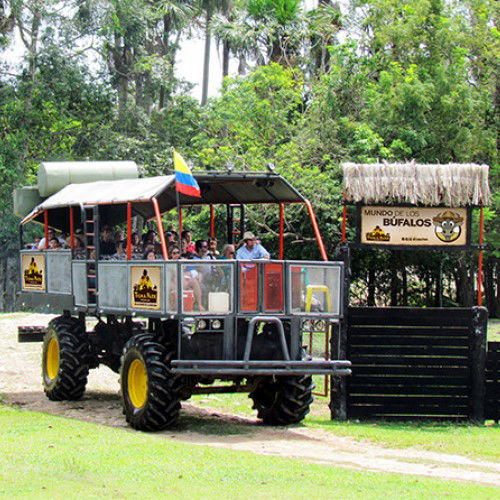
top-left (279, 203), bottom-right (284, 260)
top-left (210, 204), bottom-right (215, 238)
top-left (263, 263), bottom-right (283, 311)
top-left (478, 205), bottom-right (484, 306)
top-left (27, 197), bottom-right (331, 264)
top-left (304, 199), bottom-right (328, 261)
top-left (152, 198), bottom-right (168, 260)
top-left (127, 202), bottom-right (132, 260)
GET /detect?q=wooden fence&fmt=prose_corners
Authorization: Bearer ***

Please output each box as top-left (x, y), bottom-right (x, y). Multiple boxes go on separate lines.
top-left (485, 341), bottom-right (500, 422)
top-left (337, 306), bottom-right (487, 421)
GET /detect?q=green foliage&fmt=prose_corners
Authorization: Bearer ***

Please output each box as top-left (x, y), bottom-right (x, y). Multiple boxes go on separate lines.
top-left (191, 63), bottom-right (303, 170)
top-left (0, 0), bottom-right (497, 307)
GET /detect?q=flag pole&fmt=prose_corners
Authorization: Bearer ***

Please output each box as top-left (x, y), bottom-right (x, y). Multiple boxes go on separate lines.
top-left (176, 188), bottom-right (182, 237)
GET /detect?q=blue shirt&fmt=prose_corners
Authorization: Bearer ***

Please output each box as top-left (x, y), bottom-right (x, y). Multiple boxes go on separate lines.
top-left (236, 243), bottom-right (269, 260)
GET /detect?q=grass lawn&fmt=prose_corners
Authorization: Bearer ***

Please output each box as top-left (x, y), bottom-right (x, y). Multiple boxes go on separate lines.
top-left (1, 404), bottom-right (498, 499)
top-left (489, 318), bottom-right (500, 341)
top-left (190, 390), bottom-right (500, 462)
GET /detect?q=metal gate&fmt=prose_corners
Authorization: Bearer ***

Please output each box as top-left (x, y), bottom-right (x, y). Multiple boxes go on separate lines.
top-left (341, 306), bottom-right (487, 421)
top-left (485, 341), bottom-right (500, 422)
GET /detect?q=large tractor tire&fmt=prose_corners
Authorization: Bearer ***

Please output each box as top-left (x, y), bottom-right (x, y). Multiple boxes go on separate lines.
top-left (249, 375), bottom-right (315, 425)
top-left (120, 334), bottom-right (182, 431)
top-left (42, 316), bottom-right (90, 401)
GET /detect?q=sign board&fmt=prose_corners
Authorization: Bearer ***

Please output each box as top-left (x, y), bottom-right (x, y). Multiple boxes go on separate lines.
top-left (130, 265), bottom-right (162, 310)
top-left (21, 253), bottom-right (46, 291)
top-left (359, 206), bottom-right (469, 247)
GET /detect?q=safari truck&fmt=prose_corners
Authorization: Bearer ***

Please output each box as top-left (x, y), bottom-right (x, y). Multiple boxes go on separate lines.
top-left (17, 164), bottom-right (351, 430)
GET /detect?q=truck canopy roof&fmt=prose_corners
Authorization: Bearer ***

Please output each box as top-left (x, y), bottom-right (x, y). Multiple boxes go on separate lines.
top-left (21, 172), bottom-right (305, 231)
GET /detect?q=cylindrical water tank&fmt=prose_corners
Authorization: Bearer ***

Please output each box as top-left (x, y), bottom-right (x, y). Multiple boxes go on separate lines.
top-left (38, 161), bottom-right (139, 197)
top-left (13, 186), bottom-right (43, 218)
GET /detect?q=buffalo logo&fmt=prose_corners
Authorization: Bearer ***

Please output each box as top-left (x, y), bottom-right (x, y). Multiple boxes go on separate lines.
top-left (366, 226), bottom-right (390, 242)
top-left (432, 211), bottom-right (464, 242)
top-left (133, 269), bottom-right (158, 305)
top-left (24, 257), bottom-right (43, 286)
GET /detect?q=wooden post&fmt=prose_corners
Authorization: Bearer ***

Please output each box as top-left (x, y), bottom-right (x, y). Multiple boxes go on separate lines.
top-left (469, 306), bottom-right (487, 424)
top-left (330, 243), bottom-right (350, 421)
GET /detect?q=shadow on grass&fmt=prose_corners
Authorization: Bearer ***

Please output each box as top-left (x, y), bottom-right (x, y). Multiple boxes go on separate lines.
top-left (175, 412), bottom-right (256, 436)
top-left (307, 417), bottom-right (499, 433)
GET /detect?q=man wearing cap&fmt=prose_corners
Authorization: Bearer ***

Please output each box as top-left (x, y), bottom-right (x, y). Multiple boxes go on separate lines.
top-left (236, 231), bottom-right (270, 260)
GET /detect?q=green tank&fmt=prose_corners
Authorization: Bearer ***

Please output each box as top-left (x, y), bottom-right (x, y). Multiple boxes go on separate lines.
top-left (38, 161), bottom-right (139, 197)
top-left (13, 186), bottom-right (43, 218)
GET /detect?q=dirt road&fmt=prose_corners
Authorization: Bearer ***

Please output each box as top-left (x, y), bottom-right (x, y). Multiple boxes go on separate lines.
top-left (1, 313), bottom-right (499, 487)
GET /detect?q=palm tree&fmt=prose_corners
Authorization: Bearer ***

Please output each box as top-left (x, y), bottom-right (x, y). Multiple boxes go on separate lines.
top-left (211, 0), bottom-right (304, 73)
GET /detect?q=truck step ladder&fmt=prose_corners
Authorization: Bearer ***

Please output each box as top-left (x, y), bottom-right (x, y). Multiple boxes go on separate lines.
top-left (81, 205), bottom-right (99, 310)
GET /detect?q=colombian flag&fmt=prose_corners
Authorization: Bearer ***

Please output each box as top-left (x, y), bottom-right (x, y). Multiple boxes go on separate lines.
top-left (173, 150), bottom-right (201, 198)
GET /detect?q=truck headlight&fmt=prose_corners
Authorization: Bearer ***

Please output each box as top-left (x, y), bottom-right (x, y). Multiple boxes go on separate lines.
top-left (211, 319), bottom-right (222, 330)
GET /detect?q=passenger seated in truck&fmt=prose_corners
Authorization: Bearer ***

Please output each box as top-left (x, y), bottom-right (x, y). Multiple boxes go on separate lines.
top-left (170, 244), bottom-right (205, 311)
top-left (112, 241), bottom-right (126, 260)
top-left (208, 237), bottom-right (219, 257)
top-left (114, 230), bottom-right (124, 243)
top-left (181, 230), bottom-right (195, 254)
top-left (49, 237), bottom-right (61, 250)
top-left (100, 226), bottom-right (117, 256)
top-left (38, 229), bottom-right (65, 250)
top-left (72, 237), bottom-right (86, 260)
top-left (131, 232), bottom-right (141, 253)
top-left (236, 231), bottom-right (270, 260)
top-left (180, 239), bottom-right (195, 259)
top-left (144, 249), bottom-right (156, 261)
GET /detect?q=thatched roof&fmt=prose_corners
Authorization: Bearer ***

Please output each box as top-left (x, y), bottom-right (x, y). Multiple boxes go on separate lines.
top-left (342, 162), bottom-right (490, 206)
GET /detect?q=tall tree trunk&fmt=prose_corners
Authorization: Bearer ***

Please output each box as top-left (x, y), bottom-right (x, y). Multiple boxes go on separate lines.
top-left (158, 14), bottom-right (172, 110)
top-left (222, 39), bottom-right (230, 78)
top-left (201, 8), bottom-right (212, 106)
top-left (135, 73), bottom-right (144, 108)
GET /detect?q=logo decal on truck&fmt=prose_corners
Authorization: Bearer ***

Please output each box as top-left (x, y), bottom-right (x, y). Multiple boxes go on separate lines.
top-left (130, 266), bottom-right (161, 310)
top-left (22, 254), bottom-right (45, 291)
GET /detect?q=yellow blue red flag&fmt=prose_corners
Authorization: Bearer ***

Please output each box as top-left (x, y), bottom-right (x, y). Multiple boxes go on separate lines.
top-left (173, 150), bottom-right (201, 198)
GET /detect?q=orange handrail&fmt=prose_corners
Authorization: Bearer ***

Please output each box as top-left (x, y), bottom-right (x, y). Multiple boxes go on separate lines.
top-left (304, 199), bottom-right (328, 261)
top-left (152, 198), bottom-right (168, 260)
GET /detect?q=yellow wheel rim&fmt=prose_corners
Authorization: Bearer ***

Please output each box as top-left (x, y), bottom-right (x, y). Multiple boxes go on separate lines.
top-left (46, 337), bottom-right (59, 380)
top-left (128, 359), bottom-right (148, 409)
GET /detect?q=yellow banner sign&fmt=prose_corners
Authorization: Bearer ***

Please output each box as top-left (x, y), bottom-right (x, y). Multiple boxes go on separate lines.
top-left (22, 253), bottom-right (46, 291)
top-left (361, 206), bottom-right (468, 246)
top-left (130, 266), bottom-right (162, 310)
